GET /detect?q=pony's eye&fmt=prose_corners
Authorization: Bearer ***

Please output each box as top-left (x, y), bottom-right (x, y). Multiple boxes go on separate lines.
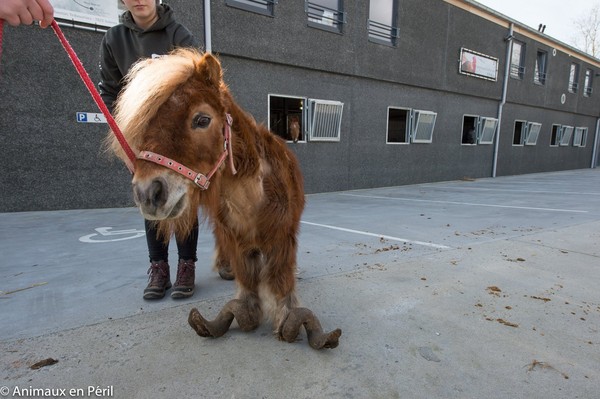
top-left (192, 114), bottom-right (211, 129)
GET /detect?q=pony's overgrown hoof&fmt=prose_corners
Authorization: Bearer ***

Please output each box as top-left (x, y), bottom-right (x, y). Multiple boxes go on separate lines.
top-left (188, 299), bottom-right (259, 339)
top-left (279, 307), bottom-right (342, 350)
top-left (317, 328), bottom-right (342, 349)
top-left (188, 307), bottom-right (212, 337)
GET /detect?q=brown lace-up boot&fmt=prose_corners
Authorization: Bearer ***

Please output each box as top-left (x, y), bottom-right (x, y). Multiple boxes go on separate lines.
top-left (143, 260), bottom-right (171, 300)
top-left (171, 259), bottom-right (196, 299)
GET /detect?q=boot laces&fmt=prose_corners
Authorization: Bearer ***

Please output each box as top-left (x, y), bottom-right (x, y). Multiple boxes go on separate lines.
top-left (147, 262), bottom-right (168, 284)
top-left (175, 260), bottom-right (195, 284)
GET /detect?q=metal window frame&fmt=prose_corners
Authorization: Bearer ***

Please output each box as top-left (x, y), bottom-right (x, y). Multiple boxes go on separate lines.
top-left (386, 106), bottom-right (411, 145)
top-left (225, 0), bottom-right (277, 16)
top-left (581, 127), bottom-right (588, 147)
top-left (368, 20), bottom-right (400, 46)
top-left (306, 0), bottom-right (346, 33)
top-left (584, 69), bottom-right (594, 97)
top-left (367, 0), bottom-right (400, 47)
top-left (411, 110), bottom-right (437, 144)
top-left (549, 124), bottom-right (561, 147)
top-left (573, 127), bottom-right (588, 147)
top-left (534, 50), bottom-right (548, 85)
top-left (461, 114), bottom-right (479, 145)
top-left (267, 94), bottom-right (307, 143)
top-left (307, 99), bottom-right (344, 142)
top-left (560, 125), bottom-right (574, 146)
top-left (568, 63), bottom-right (580, 93)
top-left (512, 120), bottom-right (527, 146)
top-left (525, 122), bottom-right (542, 145)
top-left (510, 40), bottom-right (526, 80)
top-left (478, 117), bottom-right (498, 145)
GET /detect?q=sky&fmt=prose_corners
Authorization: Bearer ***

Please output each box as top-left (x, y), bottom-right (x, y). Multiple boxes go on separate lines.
top-left (475, 0), bottom-right (596, 47)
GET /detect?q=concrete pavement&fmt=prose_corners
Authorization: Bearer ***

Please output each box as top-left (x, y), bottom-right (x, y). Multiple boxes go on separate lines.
top-left (1, 169), bottom-right (599, 398)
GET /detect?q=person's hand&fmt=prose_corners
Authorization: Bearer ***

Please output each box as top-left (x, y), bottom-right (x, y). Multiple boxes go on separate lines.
top-left (0, 0), bottom-right (54, 28)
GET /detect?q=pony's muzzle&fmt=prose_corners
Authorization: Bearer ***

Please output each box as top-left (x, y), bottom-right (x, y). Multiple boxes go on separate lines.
top-left (133, 177), bottom-right (168, 212)
top-left (132, 174), bottom-right (188, 220)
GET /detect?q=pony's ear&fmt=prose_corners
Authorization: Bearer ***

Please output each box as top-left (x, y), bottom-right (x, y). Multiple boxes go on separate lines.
top-left (197, 53), bottom-right (223, 89)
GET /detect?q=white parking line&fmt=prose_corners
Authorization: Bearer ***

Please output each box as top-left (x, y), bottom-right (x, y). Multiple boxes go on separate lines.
top-left (340, 193), bottom-right (589, 213)
top-left (301, 221), bottom-right (451, 249)
top-left (432, 186), bottom-right (600, 196)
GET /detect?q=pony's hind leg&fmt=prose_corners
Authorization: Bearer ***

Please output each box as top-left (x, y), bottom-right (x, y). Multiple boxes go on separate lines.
top-left (188, 292), bottom-right (262, 338)
top-left (258, 235), bottom-right (341, 349)
top-left (212, 228), bottom-right (235, 280)
top-left (280, 307), bottom-right (342, 350)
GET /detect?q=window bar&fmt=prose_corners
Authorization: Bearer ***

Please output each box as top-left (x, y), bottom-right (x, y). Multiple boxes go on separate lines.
top-left (368, 20), bottom-right (400, 41)
top-left (306, 2), bottom-right (346, 26)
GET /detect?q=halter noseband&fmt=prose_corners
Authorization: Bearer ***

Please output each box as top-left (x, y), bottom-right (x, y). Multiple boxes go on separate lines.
top-left (137, 113), bottom-right (237, 190)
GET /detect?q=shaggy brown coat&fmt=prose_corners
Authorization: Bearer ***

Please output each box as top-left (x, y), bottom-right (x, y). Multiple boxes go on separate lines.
top-left (107, 49), bottom-right (340, 349)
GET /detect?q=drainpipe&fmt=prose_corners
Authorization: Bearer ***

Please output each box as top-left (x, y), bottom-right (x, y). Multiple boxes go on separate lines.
top-left (204, 0), bottom-right (212, 53)
top-left (493, 23), bottom-right (514, 178)
top-left (592, 117), bottom-right (600, 168)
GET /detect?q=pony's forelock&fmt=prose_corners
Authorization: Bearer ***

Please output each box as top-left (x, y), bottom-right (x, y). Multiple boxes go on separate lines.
top-left (109, 49), bottom-right (203, 159)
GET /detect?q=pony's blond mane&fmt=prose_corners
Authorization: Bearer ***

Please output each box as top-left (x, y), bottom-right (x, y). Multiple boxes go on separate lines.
top-left (108, 48), bottom-right (202, 160)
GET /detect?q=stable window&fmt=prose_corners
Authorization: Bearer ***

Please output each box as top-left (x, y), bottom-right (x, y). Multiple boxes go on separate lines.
top-left (412, 110), bottom-right (437, 143)
top-left (461, 115), bottom-right (478, 145)
top-left (226, 0), bottom-right (276, 16)
top-left (573, 127), bottom-right (588, 147)
top-left (525, 122), bottom-right (542, 145)
top-left (308, 99), bottom-right (344, 141)
top-left (269, 95), bottom-right (305, 142)
top-left (306, 0), bottom-right (345, 33)
top-left (479, 117), bottom-right (498, 144)
top-left (387, 107), bottom-right (410, 144)
top-left (386, 108), bottom-right (437, 144)
top-left (568, 63), bottom-right (579, 93)
top-left (510, 40), bottom-right (525, 79)
top-left (550, 124), bottom-right (561, 146)
top-left (269, 95), bottom-right (343, 142)
top-left (513, 120), bottom-right (526, 145)
top-left (368, 0), bottom-right (399, 46)
top-left (560, 126), bottom-right (574, 146)
top-left (460, 115), bottom-right (498, 145)
top-left (534, 50), bottom-right (547, 85)
top-left (584, 69), bottom-right (593, 97)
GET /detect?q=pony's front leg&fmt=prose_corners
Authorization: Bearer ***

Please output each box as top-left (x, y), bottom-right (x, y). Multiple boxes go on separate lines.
top-left (188, 292), bottom-right (262, 338)
top-left (280, 307), bottom-right (342, 350)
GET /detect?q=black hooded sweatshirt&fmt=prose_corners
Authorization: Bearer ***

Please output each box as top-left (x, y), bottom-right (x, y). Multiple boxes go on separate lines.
top-left (98, 4), bottom-right (198, 112)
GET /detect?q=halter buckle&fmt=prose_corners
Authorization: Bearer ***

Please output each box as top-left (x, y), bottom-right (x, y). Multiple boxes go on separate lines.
top-left (194, 173), bottom-right (210, 190)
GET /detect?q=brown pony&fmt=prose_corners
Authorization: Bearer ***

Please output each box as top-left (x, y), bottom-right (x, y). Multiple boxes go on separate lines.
top-left (289, 115), bottom-right (300, 143)
top-left (108, 49), bottom-right (341, 350)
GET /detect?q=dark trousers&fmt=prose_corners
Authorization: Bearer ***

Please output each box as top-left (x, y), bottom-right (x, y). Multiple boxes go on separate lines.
top-left (145, 219), bottom-right (199, 263)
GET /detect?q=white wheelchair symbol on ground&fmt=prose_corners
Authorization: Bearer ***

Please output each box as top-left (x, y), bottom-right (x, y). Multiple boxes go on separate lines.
top-left (79, 227), bottom-right (146, 243)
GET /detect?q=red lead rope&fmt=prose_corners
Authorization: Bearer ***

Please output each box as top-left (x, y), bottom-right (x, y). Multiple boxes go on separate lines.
top-left (50, 20), bottom-right (136, 173)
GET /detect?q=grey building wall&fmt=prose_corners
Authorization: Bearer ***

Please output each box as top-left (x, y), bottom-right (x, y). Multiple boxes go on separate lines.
top-left (0, 26), bottom-right (131, 212)
top-left (0, 2), bottom-right (204, 212)
top-left (0, 0), bottom-right (598, 212)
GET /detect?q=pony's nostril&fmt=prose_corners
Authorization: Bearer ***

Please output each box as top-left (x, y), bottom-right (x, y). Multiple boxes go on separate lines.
top-left (148, 179), bottom-right (168, 208)
top-left (132, 178), bottom-right (168, 209)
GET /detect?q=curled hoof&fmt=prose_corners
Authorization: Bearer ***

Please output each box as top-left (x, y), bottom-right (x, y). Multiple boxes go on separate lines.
top-left (316, 328), bottom-right (342, 349)
top-left (280, 307), bottom-right (342, 350)
top-left (188, 307), bottom-right (212, 337)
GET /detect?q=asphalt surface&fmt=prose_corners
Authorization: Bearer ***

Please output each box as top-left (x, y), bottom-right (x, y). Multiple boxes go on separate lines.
top-left (1, 168), bottom-right (599, 398)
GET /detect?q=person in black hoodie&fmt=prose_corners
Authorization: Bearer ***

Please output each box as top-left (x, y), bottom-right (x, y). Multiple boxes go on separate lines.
top-left (99, 0), bottom-right (200, 300)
